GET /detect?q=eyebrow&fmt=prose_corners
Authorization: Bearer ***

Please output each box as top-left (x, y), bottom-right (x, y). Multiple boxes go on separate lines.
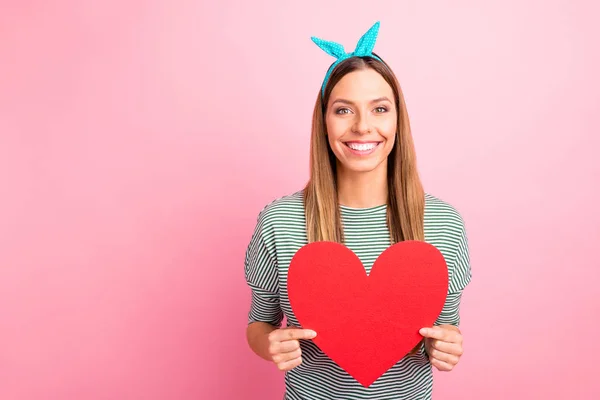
top-left (330, 96), bottom-right (392, 106)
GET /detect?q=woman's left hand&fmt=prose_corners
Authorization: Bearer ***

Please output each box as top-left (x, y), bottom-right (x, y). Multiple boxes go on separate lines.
top-left (419, 325), bottom-right (463, 372)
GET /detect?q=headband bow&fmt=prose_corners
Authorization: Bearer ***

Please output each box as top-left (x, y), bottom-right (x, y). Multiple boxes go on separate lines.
top-left (311, 21), bottom-right (382, 96)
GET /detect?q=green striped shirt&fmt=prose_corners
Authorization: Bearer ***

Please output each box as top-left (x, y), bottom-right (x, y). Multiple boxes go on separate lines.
top-left (244, 190), bottom-right (472, 399)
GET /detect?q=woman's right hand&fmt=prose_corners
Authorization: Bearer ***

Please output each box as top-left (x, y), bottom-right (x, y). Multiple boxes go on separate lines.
top-left (267, 328), bottom-right (317, 371)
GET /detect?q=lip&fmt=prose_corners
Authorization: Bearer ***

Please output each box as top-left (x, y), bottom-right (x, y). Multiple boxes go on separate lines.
top-left (343, 141), bottom-right (382, 156)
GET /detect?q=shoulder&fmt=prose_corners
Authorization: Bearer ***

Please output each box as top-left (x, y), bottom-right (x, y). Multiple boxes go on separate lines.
top-left (255, 190), bottom-right (306, 229)
top-left (424, 192), bottom-right (466, 232)
top-left (424, 193), bottom-right (472, 291)
top-left (425, 193), bottom-right (472, 292)
top-left (423, 192), bottom-right (469, 257)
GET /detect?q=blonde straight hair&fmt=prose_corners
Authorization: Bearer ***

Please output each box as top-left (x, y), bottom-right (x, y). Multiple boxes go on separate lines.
top-left (304, 54), bottom-right (425, 244)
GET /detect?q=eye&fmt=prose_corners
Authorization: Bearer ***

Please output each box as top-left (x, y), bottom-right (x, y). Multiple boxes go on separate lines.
top-left (335, 107), bottom-right (351, 115)
top-left (374, 106), bottom-right (388, 113)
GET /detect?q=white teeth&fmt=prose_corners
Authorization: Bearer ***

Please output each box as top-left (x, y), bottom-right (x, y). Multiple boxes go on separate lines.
top-left (347, 143), bottom-right (377, 151)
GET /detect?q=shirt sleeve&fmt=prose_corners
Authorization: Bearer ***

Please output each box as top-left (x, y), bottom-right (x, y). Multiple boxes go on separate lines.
top-left (434, 291), bottom-right (464, 326)
top-left (435, 214), bottom-right (472, 327)
top-left (447, 215), bottom-right (472, 294)
top-left (244, 210), bottom-right (284, 327)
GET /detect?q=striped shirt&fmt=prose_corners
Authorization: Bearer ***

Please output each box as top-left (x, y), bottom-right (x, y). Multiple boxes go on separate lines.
top-left (244, 190), bottom-right (472, 399)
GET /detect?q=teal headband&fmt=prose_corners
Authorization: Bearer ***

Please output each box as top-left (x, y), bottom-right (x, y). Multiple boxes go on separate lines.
top-left (311, 21), bottom-right (383, 96)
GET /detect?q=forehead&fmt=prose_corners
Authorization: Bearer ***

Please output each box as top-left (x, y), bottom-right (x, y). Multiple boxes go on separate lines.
top-left (330, 68), bottom-right (393, 100)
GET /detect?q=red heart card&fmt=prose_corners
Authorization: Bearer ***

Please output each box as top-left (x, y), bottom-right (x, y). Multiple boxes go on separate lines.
top-left (287, 240), bottom-right (448, 387)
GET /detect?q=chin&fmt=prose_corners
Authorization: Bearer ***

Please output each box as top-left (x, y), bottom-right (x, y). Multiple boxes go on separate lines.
top-left (338, 159), bottom-right (387, 174)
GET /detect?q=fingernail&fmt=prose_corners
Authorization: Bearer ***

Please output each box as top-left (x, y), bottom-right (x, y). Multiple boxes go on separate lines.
top-left (419, 328), bottom-right (429, 335)
top-left (308, 330), bottom-right (317, 338)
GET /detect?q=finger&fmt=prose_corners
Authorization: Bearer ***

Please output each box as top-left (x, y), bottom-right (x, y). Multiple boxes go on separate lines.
top-left (430, 339), bottom-right (463, 356)
top-left (430, 357), bottom-right (454, 372)
top-left (428, 348), bottom-right (460, 365)
top-left (276, 355), bottom-right (303, 371)
top-left (272, 348), bottom-right (302, 364)
top-left (270, 340), bottom-right (300, 354)
top-left (271, 328), bottom-right (317, 342)
top-left (419, 327), bottom-right (460, 343)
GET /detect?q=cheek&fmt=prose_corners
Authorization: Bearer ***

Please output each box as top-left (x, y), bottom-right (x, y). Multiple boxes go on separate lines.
top-left (325, 118), bottom-right (346, 144)
top-left (381, 116), bottom-right (397, 138)
top-left (379, 117), bottom-right (397, 150)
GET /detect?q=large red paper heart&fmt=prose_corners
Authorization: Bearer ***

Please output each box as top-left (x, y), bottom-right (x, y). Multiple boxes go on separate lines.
top-left (287, 240), bottom-right (448, 387)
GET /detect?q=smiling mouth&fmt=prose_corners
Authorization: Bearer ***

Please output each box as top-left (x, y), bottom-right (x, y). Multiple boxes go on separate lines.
top-left (344, 141), bottom-right (382, 153)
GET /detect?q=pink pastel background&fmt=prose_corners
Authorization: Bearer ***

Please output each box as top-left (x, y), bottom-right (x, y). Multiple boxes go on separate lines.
top-left (1, 1), bottom-right (599, 399)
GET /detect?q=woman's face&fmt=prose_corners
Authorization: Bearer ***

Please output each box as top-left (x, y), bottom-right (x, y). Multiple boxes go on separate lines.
top-left (325, 68), bottom-right (397, 175)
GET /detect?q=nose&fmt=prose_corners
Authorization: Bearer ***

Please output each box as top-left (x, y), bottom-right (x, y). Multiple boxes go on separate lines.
top-left (352, 112), bottom-right (372, 134)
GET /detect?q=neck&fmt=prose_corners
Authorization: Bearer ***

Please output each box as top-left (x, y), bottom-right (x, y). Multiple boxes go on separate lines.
top-left (336, 163), bottom-right (388, 208)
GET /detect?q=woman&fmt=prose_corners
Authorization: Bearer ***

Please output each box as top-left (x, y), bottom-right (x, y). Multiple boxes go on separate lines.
top-left (244, 21), bottom-right (471, 399)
